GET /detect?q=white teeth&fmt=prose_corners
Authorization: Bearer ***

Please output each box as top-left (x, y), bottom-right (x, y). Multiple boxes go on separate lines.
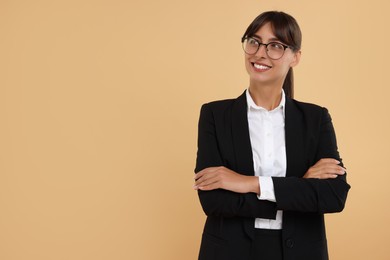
top-left (254, 63), bottom-right (270, 70)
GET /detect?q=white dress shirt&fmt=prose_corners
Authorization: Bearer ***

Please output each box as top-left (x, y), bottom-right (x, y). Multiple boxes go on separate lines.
top-left (246, 89), bottom-right (286, 230)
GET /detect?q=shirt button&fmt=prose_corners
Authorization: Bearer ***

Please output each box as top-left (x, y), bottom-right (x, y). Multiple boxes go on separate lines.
top-left (286, 239), bottom-right (294, 248)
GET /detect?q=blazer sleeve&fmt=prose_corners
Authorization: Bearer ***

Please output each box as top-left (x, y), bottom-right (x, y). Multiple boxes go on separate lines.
top-left (195, 104), bottom-right (277, 219)
top-left (272, 108), bottom-right (351, 213)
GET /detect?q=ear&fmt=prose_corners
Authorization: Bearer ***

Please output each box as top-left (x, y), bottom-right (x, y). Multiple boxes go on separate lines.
top-left (290, 50), bottom-right (301, 67)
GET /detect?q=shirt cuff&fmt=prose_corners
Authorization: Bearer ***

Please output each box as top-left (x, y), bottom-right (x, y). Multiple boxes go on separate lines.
top-left (257, 176), bottom-right (276, 202)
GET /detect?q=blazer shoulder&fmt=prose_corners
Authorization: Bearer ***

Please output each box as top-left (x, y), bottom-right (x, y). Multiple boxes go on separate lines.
top-left (199, 98), bottom-right (242, 121)
top-left (292, 98), bottom-right (324, 111)
top-left (202, 98), bottom-right (236, 111)
top-left (290, 98), bottom-right (329, 118)
top-left (201, 90), bottom-right (246, 113)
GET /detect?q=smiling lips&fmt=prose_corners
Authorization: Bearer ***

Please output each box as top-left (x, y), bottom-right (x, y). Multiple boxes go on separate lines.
top-left (252, 62), bottom-right (272, 72)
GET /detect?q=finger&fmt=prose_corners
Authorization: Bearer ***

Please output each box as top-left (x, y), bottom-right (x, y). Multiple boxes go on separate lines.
top-left (199, 177), bottom-right (220, 189)
top-left (194, 177), bottom-right (220, 190)
top-left (195, 174), bottom-right (219, 187)
top-left (316, 161), bottom-right (345, 171)
top-left (195, 166), bottom-right (224, 176)
top-left (194, 166), bottom-right (223, 180)
top-left (317, 158), bottom-right (340, 166)
top-left (324, 165), bottom-right (346, 175)
top-left (194, 174), bottom-right (207, 186)
top-left (318, 174), bottom-right (338, 179)
top-left (318, 158), bottom-right (340, 164)
top-left (318, 166), bottom-right (346, 178)
top-left (197, 181), bottom-right (220, 191)
top-left (195, 169), bottom-right (225, 185)
top-left (304, 165), bottom-right (343, 179)
top-left (320, 164), bottom-right (343, 172)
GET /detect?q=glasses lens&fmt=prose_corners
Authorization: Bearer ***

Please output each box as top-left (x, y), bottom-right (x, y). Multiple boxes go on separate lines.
top-left (242, 38), bottom-right (258, 55)
top-left (266, 42), bottom-right (285, 60)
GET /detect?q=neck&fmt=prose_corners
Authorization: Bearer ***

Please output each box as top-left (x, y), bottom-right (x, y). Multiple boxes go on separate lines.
top-left (248, 83), bottom-right (283, 111)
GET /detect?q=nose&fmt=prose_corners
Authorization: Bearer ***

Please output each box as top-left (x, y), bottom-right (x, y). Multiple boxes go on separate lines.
top-left (255, 44), bottom-right (268, 58)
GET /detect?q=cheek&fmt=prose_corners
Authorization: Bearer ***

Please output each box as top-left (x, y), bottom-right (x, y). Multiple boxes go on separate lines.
top-left (281, 53), bottom-right (298, 69)
top-left (244, 55), bottom-right (254, 73)
top-left (245, 60), bottom-right (251, 71)
top-left (279, 63), bottom-right (292, 75)
top-left (274, 59), bottom-right (292, 74)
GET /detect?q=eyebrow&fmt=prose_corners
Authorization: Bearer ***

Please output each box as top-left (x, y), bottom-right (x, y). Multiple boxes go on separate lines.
top-left (252, 35), bottom-right (281, 42)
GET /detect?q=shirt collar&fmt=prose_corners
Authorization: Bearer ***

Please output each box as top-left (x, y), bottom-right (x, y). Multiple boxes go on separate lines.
top-left (246, 88), bottom-right (286, 117)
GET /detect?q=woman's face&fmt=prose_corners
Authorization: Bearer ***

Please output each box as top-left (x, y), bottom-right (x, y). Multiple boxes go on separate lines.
top-left (244, 22), bottom-right (301, 87)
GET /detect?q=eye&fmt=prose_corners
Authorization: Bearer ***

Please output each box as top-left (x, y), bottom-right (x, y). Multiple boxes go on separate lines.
top-left (247, 38), bottom-right (259, 46)
top-left (268, 42), bottom-right (285, 50)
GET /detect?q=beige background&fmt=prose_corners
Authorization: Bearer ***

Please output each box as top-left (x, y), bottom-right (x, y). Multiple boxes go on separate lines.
top-left (0, 0), bottom-right (389, 259)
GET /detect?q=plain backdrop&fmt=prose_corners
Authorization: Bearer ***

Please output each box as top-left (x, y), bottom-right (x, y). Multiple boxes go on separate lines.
top-left (1, 0), bottom-right (389, 259)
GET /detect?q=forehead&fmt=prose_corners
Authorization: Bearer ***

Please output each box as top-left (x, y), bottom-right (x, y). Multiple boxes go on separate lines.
top-left (252, 22), bottom-right (280, 41)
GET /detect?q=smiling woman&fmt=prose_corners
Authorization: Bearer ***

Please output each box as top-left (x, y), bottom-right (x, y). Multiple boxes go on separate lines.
top-left (194, 11), bottom-right (350, 260)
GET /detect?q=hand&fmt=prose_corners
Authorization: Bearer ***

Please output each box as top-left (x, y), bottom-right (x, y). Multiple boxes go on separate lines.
top-left (303, 158), bottom-right (346, 179)
top-left (194, 166), bottom-right (259, 194)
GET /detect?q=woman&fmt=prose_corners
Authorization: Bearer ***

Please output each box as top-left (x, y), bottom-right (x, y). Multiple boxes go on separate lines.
top-left (194, 11), bottom-right (350, 260)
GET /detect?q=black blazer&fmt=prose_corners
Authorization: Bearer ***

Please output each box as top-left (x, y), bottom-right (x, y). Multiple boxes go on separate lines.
top-left (195, 91), bottom-right (350, 260)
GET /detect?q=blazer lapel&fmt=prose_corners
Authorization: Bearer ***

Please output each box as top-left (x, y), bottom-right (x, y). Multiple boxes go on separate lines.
top-left (230, 91), bottom-right (257, 239)
top-left (285, 97), bottom-right (307, 177)
top-left (230, 91), bottom-right (255, 176)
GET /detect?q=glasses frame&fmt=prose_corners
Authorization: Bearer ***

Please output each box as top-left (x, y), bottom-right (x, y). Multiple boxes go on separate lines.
top-left (242, 37), bottom-right (290, 60)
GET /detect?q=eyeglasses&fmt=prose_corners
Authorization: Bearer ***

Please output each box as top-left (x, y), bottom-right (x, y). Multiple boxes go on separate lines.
top-left (242, 37), bottom-right (290, 60)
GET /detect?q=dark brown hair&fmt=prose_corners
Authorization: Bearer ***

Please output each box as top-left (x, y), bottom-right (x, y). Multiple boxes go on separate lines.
top-left (241, 11), bottom-right (302, 98)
